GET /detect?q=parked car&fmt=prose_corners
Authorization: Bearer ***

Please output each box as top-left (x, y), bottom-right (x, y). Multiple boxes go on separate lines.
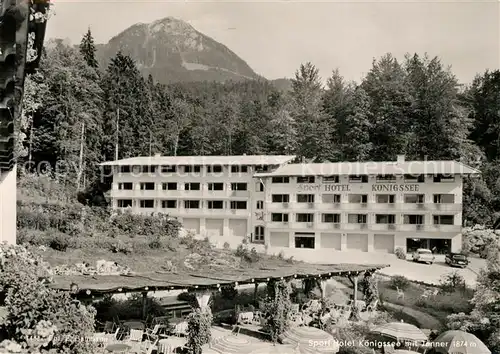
top-left (445, 253), bottom-right (469, 268)
top-left (412, 248), bottom-right (435, 264)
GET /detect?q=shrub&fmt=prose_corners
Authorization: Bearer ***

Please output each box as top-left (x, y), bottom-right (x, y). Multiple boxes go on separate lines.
top-left (110, 240), bottom-right (133, 254)
top-left (187, 308), bottom-right (213, 354)
top-left (46, 231), bottom-right (72, 251)
top-left (462, 225), bottom-right (500, 257)
top-left (0, 244), bottom-right (96, 353)
top-left (440, 271), bottom-right (467, 292)
top-left (390, 275), bottom-right (410, 291)
top-left (235, 244), bottom-right (260, 263)
top-left (223, 242), bottom-right (230, 249)
top-left (395, 247), bottom-right (406, 260)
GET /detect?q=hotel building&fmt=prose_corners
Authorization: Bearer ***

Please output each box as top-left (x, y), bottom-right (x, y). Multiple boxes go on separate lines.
top-left (103, 154), bottom-right (479, 254)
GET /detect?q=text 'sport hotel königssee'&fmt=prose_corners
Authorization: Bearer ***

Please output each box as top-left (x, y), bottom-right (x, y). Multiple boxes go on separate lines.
top-left (102, 154), bottom-right (479, 254)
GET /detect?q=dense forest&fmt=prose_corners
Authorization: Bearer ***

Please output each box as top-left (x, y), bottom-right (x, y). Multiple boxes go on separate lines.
top-left (17, 30), bottom-right (500, 226)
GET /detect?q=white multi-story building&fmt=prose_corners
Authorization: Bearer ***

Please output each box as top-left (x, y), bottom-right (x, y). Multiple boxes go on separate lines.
top-left (103, 154), bottom-right (479, 254)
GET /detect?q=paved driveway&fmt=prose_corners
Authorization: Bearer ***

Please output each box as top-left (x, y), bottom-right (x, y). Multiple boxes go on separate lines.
top-left (266, 247), bottom-right (486, 286)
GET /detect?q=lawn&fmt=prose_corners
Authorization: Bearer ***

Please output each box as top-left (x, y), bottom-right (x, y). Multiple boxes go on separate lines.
top-left (334, 275), bottom-right (474, 326)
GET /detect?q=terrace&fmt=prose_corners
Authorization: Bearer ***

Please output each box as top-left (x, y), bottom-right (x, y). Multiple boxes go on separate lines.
top-left (50, 262), bottom-right (389, 353)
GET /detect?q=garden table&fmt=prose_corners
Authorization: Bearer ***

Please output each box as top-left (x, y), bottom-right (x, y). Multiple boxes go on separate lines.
top-left (105, 343), bottom-right (131, 353)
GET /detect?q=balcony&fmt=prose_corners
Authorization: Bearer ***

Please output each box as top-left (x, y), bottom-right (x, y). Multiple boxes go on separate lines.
top-left (371, 223), bottom-right (397, 231)
top-left (428, 224), bottom-right (462, 232)
top-left (427, 203), bottom-right (463, 212)
top-left (294, 202), bottom-right (314, 210)
top-left (343, 223), bottom-right (368, 231)
top-left (205, 208), bottom-right (227, 215)
top-left (316, 203), bottom-right (342, 211)
top-left (316, 223), bottom-right (342, 231)
top-left (398, 224), bottom-right (461, 233)
top-left (230, 190), bottom-right (250, 198)
top-left (205, 190), bottom-right (228, 198)
top-left (229, 208), bottom-right (250, 217)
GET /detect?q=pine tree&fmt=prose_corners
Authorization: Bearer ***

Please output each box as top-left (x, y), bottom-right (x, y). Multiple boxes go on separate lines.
top-left (290, 62), bottom-right (332, 161)
top-left (467, 70), bottom-right (500, 161)
top-left (404, 53), bottom-right (476, 161)
top-left (361, 54), bottom-right (412, 160)
top-left (101, 52), bottom-right (146, 160)
top-left (79, 28), bottom-right (99, 69)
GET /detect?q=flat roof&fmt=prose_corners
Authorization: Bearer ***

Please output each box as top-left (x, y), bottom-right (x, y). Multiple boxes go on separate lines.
top-left (50, 263), bottom-right (388, 295)
top-left (254, 160), bottom-right (480, 177)
top-left (100, 155), bottom-right (295, 167)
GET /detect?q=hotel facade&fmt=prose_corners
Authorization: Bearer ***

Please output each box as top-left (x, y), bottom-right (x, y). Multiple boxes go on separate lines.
top-left (103, 154), bottom-right (479, 254)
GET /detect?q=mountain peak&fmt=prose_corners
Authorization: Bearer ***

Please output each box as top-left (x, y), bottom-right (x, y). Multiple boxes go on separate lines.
top-left (96, 17), bottom-right (261, 84)
top-left (148, 17), bottom-right (195, 34)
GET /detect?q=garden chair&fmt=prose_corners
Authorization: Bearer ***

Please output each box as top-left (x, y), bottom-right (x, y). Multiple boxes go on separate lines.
top-left (173, 321), bottom-right (188, 337)
top-left (252, 311), bottom-right (264, 326)
top-left (103, 321), bottom-right (115, 333)
top-left (138, 338), bottom-right (158, 354)
top-left (145, 324), bottom-right (165, 341)
top-left (127, 329), bottom-right (144, 344)
top-left (237, 311), bottom-right (254, 325)
top-left (396, 287), bottom-right (405, 300)
top-left (110, 328), bottom-right (121, 341)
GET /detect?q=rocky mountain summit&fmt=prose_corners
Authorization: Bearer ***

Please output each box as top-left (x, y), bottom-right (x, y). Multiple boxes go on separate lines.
top-left (96, 17), bottom-right (261, 84)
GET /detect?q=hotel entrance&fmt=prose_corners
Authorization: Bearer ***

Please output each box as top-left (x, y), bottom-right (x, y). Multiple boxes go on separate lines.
top-left (406, 238), bottom-right (451, 254)
top-left (295, 233), bottom-right (315, 249)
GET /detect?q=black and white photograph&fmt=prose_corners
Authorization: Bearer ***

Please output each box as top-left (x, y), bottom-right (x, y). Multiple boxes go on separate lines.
top-left (0, 0), bottom-right (499, 353)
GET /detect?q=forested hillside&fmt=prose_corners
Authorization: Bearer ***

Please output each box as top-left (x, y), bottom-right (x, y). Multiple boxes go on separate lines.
top-left (17, 30), bottom-right (500, 226)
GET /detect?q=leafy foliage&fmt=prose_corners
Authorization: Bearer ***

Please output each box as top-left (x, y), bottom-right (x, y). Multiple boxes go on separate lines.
top-left (0, 244), bottom-right (96, 353)
top-left (394, 247), bottom-right (406, 260)
top-left (439, 271), bottom-right (467, 293)
top-left (263, 280), bottom-right (292, 343)
top-left (361, 273), bottom-right (379, 307)
top-left (389, 275), bottom-right (411, 291)
top-left (462, 225), bottom-right (500, 257)
top-left (446, 248), bottom-right (500, 352)
top-left (187, 308), bottom-right (213, 354)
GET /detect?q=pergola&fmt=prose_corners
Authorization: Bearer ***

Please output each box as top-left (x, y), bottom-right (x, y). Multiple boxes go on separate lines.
top-left (51, 263), bottom-right (389, 316)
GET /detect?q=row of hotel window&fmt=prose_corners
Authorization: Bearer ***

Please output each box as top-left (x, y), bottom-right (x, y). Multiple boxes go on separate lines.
top-left (269, 174), bottom-right (454, 183)
top-left (117, 199), bottom-right (248, 209)
top-left (118, 182), bottom-right (250, 191)
top-left (268, 213), bottom-right (454, 225)
top-left (272, 193), bottom-right (455, 204)
top-left (118, 166), bottom-right (455, 184)
top-left (119, 165), bottom-right (268, 173)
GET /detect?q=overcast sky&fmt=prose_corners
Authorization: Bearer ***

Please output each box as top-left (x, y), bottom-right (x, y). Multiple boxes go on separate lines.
top-left (46, 0), bottom-right (499, 84)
